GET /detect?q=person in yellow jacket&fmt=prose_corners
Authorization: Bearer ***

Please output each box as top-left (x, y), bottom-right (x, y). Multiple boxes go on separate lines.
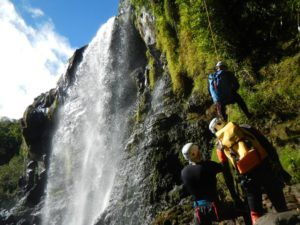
top-left (209, 118), bottom-right (290, 224)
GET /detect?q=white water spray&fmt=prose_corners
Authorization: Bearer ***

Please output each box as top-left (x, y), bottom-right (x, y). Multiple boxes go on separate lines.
top-left (42, 17), bottom-right (126, 225)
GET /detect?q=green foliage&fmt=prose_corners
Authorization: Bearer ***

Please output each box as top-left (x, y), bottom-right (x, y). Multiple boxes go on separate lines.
top-left (278, 145), bottom-right (300, 183)
top-left (131, 0), bottom-right (298, 98)
top-left (0, 118), bottom-right (25, 208)
top-left (0, 153), bottom-right (25, 208)
top-left (0, 118), bottom-right (22, 165)
top-left (231, 53), bottom-right (300, 124)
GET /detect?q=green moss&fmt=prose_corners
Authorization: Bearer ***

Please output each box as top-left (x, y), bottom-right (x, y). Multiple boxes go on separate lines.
top-left (218, 53), bottom-right (300, 128)
top-left (146, 50), bottom-right (158, 90)
top-left (131, 0), bottom-right (298, 99)
top-left (156, 17), bottom-right (183, 93)
top-left (135, 90), bottom-right (151, 124)
top-left (278, 145), bottom-right (300, 183)
top-left (163, 0), bottom-right (178, 29)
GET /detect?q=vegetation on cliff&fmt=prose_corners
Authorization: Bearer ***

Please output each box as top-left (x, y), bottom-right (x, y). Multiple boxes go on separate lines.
top-left (132, 0), bottom-right (299, 92)
top-left (0, 118), bottom-right (22, 165)
top-left (130, 0), bottom-right (299, 224)
top-left (0, 118), bottom-right (25, 208)
top-left (131, 0), bottom-right (299, 178)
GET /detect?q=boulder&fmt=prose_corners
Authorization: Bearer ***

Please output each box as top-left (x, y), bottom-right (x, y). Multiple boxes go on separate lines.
top-left (256, 210), bottom-right (300, 225)
top-left (21, 89), bottom-right (58, 160)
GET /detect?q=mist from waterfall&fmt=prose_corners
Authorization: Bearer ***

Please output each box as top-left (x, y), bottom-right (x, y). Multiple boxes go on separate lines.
top-left (42, 17), bottom-right (130, 225)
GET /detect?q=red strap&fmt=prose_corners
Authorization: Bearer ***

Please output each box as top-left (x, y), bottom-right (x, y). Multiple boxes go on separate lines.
top-left (195, 207), bottom-right (201, 224)
top-left (212, 202), bottom-right (219, 221)
top-left (213, 80), bottom-right (218, 90)
top-left (250, 211), bottom-right (261, 224)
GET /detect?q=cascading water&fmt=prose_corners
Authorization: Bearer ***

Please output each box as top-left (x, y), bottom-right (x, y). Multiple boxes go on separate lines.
top-left (42, 15), bottom-right (138, 225)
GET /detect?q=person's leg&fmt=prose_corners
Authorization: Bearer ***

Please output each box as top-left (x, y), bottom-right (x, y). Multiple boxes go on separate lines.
top-left (232, 93), bottom-right (252, 119)
top-left (257, 162), bottom-right (289, 212)
top-left (243, 179), bottom-right (263, 225)
top-left (194, 207), bottom-right (213, 225)
top-left (216, 102), bottom-right (228, 121)
top-left (263, 180), bottom-right (288, 212)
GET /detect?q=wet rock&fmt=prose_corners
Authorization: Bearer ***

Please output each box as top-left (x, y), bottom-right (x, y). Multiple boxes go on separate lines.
top-left (21, 89), bottom-right (57, 160)
top-left (56, 46), bottom-right (87, 103)
top-left (256, 210), bottom-right (300, 225)
top-left (135, 8), bottom-right (156, 46)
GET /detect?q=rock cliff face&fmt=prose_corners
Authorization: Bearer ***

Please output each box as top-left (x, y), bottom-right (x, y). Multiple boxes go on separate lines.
top-left (1, 0), bottom-right (299, 225)
top-left (95, 3), bottom-right (216, 225)
top-left (8, 1), bottom-right (210, 224)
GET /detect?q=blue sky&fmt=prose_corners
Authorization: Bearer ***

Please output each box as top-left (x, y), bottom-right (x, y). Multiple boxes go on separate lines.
top-left (12, 0), bottom-right (120, 48)
top-left (0, 0), bottom-right (119, 119)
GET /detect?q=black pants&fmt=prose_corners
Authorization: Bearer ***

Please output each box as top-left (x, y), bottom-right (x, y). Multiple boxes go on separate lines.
top-left (241, 161), bottom-right (288, 215)
top-left (216, 93), bottom-right (251, 121)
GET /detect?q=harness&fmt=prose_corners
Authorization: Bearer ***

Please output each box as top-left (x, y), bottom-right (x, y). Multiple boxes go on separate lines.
top-left (194, 200), bottom-right (219, 224)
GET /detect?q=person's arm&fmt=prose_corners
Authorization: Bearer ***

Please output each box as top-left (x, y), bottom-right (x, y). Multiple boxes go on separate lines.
top-left (181, 167), bottom-right (198, 197)
top-left (207, 160), bottom-right (223, 174)
top-left (208, 74), bottom-right (214, 101)
top-left (216, 148), bottom-right (241, 202)
top-left (222, 160), bottom-right (240, 201)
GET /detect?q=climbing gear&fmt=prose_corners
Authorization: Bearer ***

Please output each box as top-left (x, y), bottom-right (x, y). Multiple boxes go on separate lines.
top-left (216, 61), bottom-right (226, 68)
top-left (216, 122), bottom-right (268, 174)
top-left (203, 0), bottom-right (219, 60)
top-left (209, 117), bottom-right (226, 134)
top-left (182, 143), bottom-right (194, 161)
top-left (182, 143), bottom-right (202, 163)
top-left (194, 200), bottom-right (219, 224)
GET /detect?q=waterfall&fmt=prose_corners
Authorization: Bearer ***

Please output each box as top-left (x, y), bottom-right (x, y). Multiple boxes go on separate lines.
top-left (42, 16), bottom-right (136, 225)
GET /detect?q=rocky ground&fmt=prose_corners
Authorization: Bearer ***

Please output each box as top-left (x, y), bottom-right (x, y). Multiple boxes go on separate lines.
top-left (282, 184), bottom-right (300, 212)
top-left (218, 183), bottom-right (300, 225)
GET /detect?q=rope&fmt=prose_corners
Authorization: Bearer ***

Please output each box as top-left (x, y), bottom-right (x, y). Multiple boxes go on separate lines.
top-left (297, 12), bottom-right (300, 32)
top-left (203, 0), bottom-right (220, 60)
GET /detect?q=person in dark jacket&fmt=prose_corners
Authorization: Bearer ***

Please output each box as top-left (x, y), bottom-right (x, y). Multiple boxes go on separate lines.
top-left (209, 118), bottom-right (290, 225)
top-left (208, 61), bottom-right (252, 121)
top-left (181, 143), bottom-right (222, 225)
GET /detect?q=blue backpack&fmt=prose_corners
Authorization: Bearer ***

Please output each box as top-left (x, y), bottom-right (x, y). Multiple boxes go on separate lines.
top-left (208, 70), bottom-right (232, 103)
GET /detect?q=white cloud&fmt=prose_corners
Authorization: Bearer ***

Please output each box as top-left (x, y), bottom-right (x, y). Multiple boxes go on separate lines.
top-left (25, 6), bottom-right (44, 18)
top-left (0, 0), bottom-right (74, 119)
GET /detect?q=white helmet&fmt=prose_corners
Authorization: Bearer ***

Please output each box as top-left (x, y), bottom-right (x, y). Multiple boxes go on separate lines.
top-left (181, 143), bottom-right (194, 161)
top-left (209, 117), bottom-right (226, 134)
top-left (216, 61), bottom-right (226, 68)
